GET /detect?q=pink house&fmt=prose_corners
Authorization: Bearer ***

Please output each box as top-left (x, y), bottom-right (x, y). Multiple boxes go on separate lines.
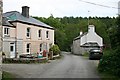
top-left (2, 6), bottom-right (54, 58)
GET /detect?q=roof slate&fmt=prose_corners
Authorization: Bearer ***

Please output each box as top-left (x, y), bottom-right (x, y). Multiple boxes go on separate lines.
top-left (74, 32), bottom-right (87, 41)
top-left (2, 17), bottom-right (14, 27)
top-left (3, 11), bottom-right (54, 29)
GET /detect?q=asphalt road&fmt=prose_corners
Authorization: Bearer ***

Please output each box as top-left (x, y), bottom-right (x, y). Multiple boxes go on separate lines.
top-left (2, 52), bottom-right (100, 78)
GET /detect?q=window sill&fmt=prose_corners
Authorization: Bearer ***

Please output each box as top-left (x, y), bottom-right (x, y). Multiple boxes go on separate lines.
top-left (26, 37), bottom-right (31, 39)
top-left (4, 35), bottom-right (10, 37)
top-left (38, 38), bottom-right (42, 40)
top-left (46, 38), bottom-right (50, 40)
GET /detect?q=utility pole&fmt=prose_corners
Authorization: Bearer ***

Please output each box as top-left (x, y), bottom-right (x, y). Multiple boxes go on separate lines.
top-left (88, 11), bottom-right (90, 26)
top-left (0, 0), bottom-right (3, 57)
top-left (0, 0), bottom-right (3, 79)
top-left (0, 0), bottom-right (3, 50)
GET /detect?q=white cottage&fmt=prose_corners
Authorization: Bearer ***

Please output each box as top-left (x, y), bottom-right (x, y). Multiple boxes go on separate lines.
top-left (72, 25), bottom-right (103, 55)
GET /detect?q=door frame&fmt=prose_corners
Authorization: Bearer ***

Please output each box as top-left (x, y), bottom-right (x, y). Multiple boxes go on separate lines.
top-left (10, 42), bottom-right (15, 58)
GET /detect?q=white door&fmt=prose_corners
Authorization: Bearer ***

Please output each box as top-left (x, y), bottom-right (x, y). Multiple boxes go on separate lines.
top-left (10, 43), bottom-right (15, 58)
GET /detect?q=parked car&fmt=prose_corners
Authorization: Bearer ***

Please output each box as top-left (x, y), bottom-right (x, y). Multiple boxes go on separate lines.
top-left (89, 49), bottom-right (103, 60)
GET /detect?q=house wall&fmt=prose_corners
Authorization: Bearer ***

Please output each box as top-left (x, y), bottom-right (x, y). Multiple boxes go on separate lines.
top-left (87, 32), bottom-right (103, 46)
top-left (3, 26), bottom-right (16, 38)
top-left (2, 26), bottom-right (16, 58)
top-left (80, 25), bottom-right (103, 46)
top-left (72, 39), bottom-right (87, 55)
top-left (13, 22), bottom-right (54, 55)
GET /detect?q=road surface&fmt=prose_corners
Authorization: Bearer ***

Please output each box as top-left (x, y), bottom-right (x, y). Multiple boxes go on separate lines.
top-left (2, 52), bottom-right (100, 78)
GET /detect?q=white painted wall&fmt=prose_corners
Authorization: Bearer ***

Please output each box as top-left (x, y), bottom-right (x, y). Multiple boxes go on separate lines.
top-left (80, 25), bottom-right (103, 46)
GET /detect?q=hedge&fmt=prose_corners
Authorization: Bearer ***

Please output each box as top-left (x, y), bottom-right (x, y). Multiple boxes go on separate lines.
top-left (98, 48), bottom-right (120, 77)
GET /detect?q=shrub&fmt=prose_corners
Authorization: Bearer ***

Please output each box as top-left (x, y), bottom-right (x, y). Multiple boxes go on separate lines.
top-left (49, 44), bottom-right (60, 55)
top-left (98, 48), bottom-right (120, 77)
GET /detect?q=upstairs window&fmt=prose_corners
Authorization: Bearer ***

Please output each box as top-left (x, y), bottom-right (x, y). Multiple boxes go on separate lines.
top-left (26, 28), bottom-right (31, 38)
top-left (4, 28), bottom-right (9, 35)
top-left (38, 29), bottom-right (41, 38)
top-left (46, 31), bottom-right (49, 39)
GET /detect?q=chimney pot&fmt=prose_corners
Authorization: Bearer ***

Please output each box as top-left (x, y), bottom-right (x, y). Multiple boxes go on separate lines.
top-left (88, 25), bottom-right (95, 33)
top-left (80, 31), bottom-right (83, 35)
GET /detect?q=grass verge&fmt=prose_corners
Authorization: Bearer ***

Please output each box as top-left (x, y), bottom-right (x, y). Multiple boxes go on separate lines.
top-left (98, 72), bottom-right (120, 80)
top-left (2, 71), bottom-right (15, 80)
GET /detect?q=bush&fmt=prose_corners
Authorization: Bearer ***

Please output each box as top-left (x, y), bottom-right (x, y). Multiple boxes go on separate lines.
top-left (49, 44), bottom-right (60, 55)
top-left (98, 48), bottom-right (120, 77)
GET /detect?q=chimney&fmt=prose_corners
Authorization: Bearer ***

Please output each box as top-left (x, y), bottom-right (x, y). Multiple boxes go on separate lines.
top-left (22, 6), bottom-right (29, 18)
top-left (88, 25), bottom-right (95, 33)
top-left (80, 31), bottom-right (83, 35)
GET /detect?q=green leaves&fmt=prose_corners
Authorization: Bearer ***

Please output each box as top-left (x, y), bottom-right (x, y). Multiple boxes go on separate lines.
top-left (49, 44), bottom-right (60, 55)
top-left (33, 16), bottom-right (116, 51)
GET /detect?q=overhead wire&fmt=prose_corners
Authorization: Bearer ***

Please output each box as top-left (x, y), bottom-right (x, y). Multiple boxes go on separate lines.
top-left (78, 0), bottom-right (119, 9)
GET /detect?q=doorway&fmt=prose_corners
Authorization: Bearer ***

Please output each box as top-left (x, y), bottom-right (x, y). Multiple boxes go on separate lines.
top-left (10, 43), bottom-right (15, 58)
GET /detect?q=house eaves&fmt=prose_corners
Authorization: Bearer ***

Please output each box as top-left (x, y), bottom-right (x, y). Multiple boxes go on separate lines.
top-left (73, 32), bottom-right (88, 41)
top-left (2, 17), bottom-right (15, 28)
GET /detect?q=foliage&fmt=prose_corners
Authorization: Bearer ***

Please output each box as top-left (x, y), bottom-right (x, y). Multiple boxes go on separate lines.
top-left (98, 15), bottom-right (120, 78)
top-left (33, 16), bottom-right (116, 51)
top-left (98, 49), bottom-right (120, 77)
top-left (2, 58), bottom-right (48, 64)
top-left (49, 44), bottom-right (60, 55)
top-left (2, 71), bottom-right (15, 79)
top-left (83, 52), bottom-right (89, 57)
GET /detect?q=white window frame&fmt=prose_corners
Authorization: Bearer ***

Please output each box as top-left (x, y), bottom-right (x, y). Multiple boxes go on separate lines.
top-left (46, 31), bottom-right (49, 39)
top-left (26, 27), bottom-right (31, 38)
top-left (26, 43), bottom-right (30, 53)
top-left (4, 27), bottom-right (9, 36)
top-left (38, 29), bottom-right (42, 39)
top-left (40, 43), bottom-right (42, 52)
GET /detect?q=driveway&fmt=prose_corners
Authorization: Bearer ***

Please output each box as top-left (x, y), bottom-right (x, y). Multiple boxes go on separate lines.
top-left (2, 52), bottom-right (100, 78)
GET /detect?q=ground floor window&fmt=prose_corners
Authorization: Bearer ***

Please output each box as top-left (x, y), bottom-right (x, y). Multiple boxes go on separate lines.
top-left (40, 43), bottom-right (42, 52)
top-left (26, 43), bottom-right (30, 53)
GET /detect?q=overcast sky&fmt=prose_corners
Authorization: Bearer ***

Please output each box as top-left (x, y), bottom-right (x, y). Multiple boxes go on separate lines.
top-left (3, 0), bottom-right (120, 18)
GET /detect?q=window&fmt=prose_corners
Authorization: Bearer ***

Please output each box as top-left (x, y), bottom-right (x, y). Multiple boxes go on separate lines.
top-left (26, 43), bottom-right (30, 53)
top-left (38, 29), bottom-right (41, 38)
top-left (40, 43), bottom-right (42, 52)
top-left (10, 46), bottom-right (14, 52)
top-left (4, 28), bottom-right (9, 35)
top-left (26, 28), bottom-right (30, 38)
top-left (46, 31), bottom-right (49, 39)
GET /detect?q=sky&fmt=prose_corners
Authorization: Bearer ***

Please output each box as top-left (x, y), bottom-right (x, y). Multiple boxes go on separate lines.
top-left (3, 0), bottom-right (120, 18)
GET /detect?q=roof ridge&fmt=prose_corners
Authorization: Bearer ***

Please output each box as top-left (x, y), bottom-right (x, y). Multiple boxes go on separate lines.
top-left (4, 11), bottom-right (20, 14)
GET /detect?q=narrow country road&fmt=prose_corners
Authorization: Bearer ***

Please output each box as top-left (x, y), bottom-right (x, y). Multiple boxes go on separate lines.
top-left (2, 52), bottom-right (100, 78)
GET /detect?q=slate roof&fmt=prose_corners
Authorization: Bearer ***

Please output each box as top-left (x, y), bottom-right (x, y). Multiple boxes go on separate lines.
top-left (2, 17), bottom-right (14, 27)
top-left (3, 11), bottom-right (54, 29)
top-left (73, 32), bottom-right (87, 41)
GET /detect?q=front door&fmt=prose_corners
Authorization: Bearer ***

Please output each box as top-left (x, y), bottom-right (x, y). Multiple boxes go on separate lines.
top-left (10, 43), bottom-right (15, 58)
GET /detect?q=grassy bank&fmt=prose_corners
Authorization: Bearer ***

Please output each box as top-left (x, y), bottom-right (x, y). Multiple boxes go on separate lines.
top-left (2, 71), bottom-right (15, 80)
